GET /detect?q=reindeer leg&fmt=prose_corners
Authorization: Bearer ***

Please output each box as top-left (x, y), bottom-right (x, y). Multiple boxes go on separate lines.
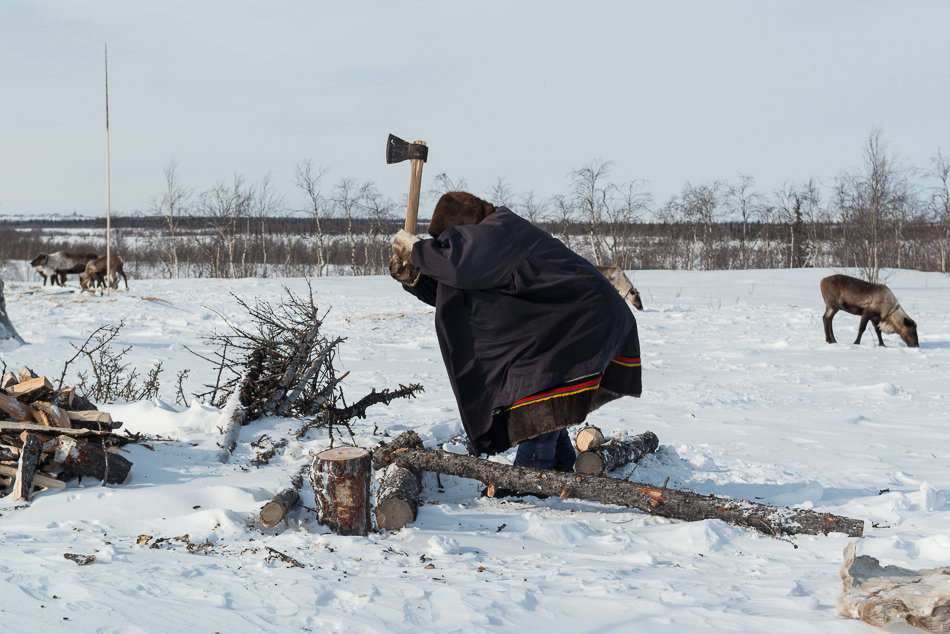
top-left (823, 308), bottom-right (838, 344)
top-left (872, 319), bottom-right (886, 347)
top-left (854, 312), bottom-right (871, 345)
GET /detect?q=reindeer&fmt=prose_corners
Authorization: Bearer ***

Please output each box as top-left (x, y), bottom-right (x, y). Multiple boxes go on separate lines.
top-left (595, 265), bottom-right (644, 310)
top-left (820, 274), bottom-right (918, 347)
top-left (30, 252), bottom-right (99, 286)
top-left (80, 254), bottom-right (129, 291)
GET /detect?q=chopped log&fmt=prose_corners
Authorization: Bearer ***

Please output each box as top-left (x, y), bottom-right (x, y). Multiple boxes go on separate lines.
top-left (1, 444), bottom-right (17, 461)
top-left (67, 410), bottom-right (114, 426)
top-left (49, 436), bottom-right (132, 484)
top-left (0, 391), bottom-right (32, 420)
top-left (259, 488), bottom-right (300, 528)
top-left (0, 371), bottom-right (17, 390)
top-left (0, 464), bottom-right (67, 490)
top-left (17, 366), bottom-right (38, 382)
top-left (376, 431), bottom-right (865, 538)
top-left (13, 433), bottom-right (41, 500)
top-left (48, 387), bottom-right (76, 410)
top-left (6, 376), bottom-right (53, 401)
top-left (840, 541), bottom-right (950, 632)
top-left (575, 431), bottom-right (659, 476)
top-left (31, 402), bottom-right (72, 429)
top-left (375, 463), bottom-right (422, 530)
top-left (575, 426), bottom-right (605, 452)
top-left (309, 446), bottom-right (372, 536)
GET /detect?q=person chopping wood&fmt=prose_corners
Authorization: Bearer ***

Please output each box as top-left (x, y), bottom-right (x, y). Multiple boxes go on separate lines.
top-left (389, 191), bottom-right (641, 476)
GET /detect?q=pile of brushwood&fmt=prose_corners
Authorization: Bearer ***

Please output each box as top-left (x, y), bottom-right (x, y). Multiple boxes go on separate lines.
top-left (0, 366), bottom-right (131, 502)
top-left (191, 282), bottom-right (423, 526)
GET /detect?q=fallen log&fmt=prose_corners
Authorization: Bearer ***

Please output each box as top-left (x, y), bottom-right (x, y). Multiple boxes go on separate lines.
top-left (0, 464), bottom-right (67, 490)
top-left (574, 426), bottom-right (605, 452)
top-left (309, 446), bottom-right (372, 536)
top-left (49, 436), bottom-right (132, 484)
top-left (575, 431), bottom-right (659, 476)
top-left (376, 431), bottom-right (864, 538)
top-left (375, 463), bottom-right (422, 530)
top-left (13, 433), bottom-right (41, 500)
top-left (259, 488), bottom-right (300, 529)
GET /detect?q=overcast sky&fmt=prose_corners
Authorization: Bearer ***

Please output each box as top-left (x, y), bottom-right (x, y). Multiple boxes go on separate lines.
top-left (1, 1), bottom-right (948, 218)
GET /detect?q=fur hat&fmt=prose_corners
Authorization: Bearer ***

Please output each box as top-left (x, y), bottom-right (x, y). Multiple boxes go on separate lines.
top-left (426, 191), bottom-right (495, 237)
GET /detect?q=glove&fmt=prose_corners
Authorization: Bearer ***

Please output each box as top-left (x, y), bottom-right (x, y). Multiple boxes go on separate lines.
top-left (392, 229), bottom-right (420, 261)
top-left (389, 255), bottom-right (421, 287)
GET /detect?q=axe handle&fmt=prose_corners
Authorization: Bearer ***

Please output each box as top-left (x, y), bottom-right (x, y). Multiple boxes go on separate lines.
top-left (404, 141), bottom-right (426, 233)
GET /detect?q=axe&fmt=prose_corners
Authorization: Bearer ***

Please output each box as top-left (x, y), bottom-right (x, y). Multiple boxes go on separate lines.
top-left (386, 134), bottom-right (428, 233)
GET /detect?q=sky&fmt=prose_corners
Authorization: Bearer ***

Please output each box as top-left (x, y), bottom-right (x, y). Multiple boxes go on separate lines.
top-left (1, 1), bottom-right (949, 217)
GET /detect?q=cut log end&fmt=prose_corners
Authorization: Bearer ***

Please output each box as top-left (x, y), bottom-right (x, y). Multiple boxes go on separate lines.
top-left (260, 501), bottom-right (288, 529)
top-left (259, 488), bottom-right (300, 528)
top-left (575, 426), bottom-right (605, 452)
top-left (574, 451), bottom-right (604, 475)
top-left (375, 498), bottom-right (416, 531)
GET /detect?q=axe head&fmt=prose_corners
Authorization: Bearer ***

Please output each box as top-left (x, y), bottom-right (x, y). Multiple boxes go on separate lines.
top-left (386, 134), bottom-right (429, 164)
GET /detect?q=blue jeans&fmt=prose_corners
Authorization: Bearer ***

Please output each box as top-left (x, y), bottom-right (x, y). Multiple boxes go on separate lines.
top-left (514, 429), bottom-right (576, 471)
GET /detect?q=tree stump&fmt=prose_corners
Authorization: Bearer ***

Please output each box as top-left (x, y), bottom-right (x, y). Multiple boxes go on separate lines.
top-left (575, 431), bottom-right (659, 475)
top-left (574, 426), bottom-right (605, 452)
top-left (259, 488), bottom-right (300, 528)
top-left (309, 446), bottom-right (372, 536)
top-left (375, 463), bottom-right (422, 530)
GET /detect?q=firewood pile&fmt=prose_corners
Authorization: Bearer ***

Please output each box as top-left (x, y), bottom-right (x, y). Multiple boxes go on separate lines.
top-left (0, 366), bottom-right (131, 502)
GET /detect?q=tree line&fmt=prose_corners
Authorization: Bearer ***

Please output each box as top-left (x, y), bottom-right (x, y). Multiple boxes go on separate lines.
top-left (3, 128), bottom-right (949, 283)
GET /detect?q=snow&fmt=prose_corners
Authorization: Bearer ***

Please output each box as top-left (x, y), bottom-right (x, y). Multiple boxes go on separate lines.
top-left (1, 268), bottom-right (948, 632)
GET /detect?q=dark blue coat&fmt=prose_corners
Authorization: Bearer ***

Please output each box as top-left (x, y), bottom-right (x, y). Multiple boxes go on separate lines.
top-left (404, 208), bottom-right (637, 454)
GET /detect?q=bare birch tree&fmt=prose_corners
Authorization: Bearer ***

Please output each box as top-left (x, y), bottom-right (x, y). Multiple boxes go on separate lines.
top-left (929, 149), bottom-right (950, 273)
top-left (153, 159), bottom-right (192, 279)
top-left (294, 160), bottom-right (330, 276)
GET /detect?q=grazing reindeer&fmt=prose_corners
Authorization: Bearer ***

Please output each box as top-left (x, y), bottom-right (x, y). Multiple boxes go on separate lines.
top-left (30, 251), bottom-right (99, 286)
top-left (80, 254), bottom-right (129, 291)
top-left (595, 265), bottom-right (644, 310)
top-left (820, 274), bottom-right (918, 347)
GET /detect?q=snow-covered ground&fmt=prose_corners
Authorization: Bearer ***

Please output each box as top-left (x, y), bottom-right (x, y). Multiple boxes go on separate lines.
top-left (1, 268), bottom-right (948, 632)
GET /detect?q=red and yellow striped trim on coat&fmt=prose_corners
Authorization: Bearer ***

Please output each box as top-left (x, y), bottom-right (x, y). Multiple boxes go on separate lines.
top-left (611, 355), bottom-right (641, 368)
top-left (505, 375), bottom-right (602, 412)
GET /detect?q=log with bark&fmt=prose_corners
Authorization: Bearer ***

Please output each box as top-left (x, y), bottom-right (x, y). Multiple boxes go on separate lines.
top-left (259, 488), bottom-right (300, 529)
top-left (49, 436), bottom-right (132, 484)
top-left (375, 431), bottom-right (865, 538)
top-left (575, 431), bottom-right (659, 476)
top-left (375, 463), bottom-right (422, 530)
top-left (13, 433), bottom-right (41, 500)
top-left (309, 446), bottom-right (372, 536)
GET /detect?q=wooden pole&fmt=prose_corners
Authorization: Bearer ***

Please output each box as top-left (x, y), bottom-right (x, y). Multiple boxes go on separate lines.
top-left (104, 43), bottom-right (112, 296)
